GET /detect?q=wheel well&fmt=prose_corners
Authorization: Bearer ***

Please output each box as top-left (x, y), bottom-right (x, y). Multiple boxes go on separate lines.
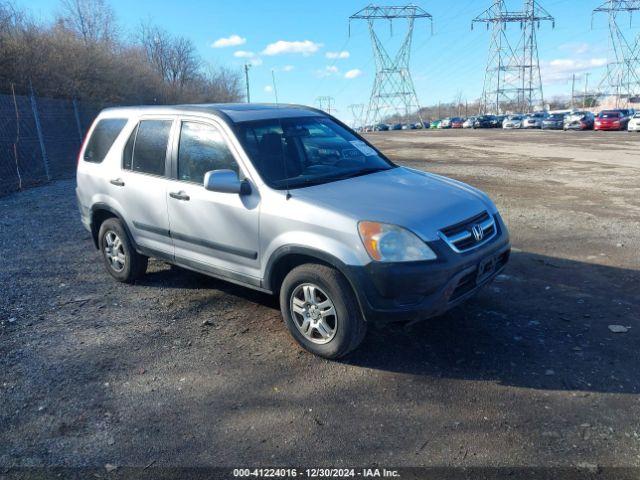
top-left (268, 254), bottom-right (333, 295)
top-left (90, 208), bottom-right (117, 249)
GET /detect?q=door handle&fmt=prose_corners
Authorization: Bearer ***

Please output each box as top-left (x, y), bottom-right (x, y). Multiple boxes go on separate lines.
top-left (110, 178), bottom-right (125, 187)
top-left (169, 191), bottom-right (190, 201)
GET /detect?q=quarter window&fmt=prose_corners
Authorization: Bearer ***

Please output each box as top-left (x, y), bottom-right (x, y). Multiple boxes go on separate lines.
top-left (130, 120), bottom-right (172, 176)
top-left (84, 118), bottom-right (127, 163)
top-left (177, 122), bottom-right (239, 184)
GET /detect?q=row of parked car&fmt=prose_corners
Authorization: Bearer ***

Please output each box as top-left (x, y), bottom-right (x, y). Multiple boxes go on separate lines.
top-left (362, 109), bottom-right (640, 132)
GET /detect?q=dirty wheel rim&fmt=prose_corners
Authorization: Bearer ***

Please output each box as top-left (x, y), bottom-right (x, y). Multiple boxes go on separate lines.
top-left (104, 230), bottom-right (126, 273)
top-left (290, 283), bottom-right (337, 345)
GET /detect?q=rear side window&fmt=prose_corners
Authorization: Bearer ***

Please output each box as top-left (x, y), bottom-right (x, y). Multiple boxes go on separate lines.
top-left (129, 120), bottom-right (172, 176)
top-left (83, 118), bottom-right (127, 163)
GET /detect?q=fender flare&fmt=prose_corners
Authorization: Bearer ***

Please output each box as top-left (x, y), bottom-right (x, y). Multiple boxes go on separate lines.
top-left (89, 203), bottom-right (138, 251)
top-left (263, 245), bottom-right (367, 319)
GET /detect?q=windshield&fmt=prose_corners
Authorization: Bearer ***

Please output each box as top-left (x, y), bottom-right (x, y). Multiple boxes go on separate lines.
top-left (599, 111), bottom-right (621, 118)
top-left (235, 116), bottom-right (394, 189)
top-left (548, 114), bottom-right (564, 120)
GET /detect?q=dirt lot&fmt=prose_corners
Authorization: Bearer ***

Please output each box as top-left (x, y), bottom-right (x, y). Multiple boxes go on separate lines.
top-left (1, 129), bottom-right (639, 470)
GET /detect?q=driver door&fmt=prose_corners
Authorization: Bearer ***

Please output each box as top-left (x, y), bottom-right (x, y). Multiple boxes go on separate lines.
top-left (166, 118), bottom-right (261, 282)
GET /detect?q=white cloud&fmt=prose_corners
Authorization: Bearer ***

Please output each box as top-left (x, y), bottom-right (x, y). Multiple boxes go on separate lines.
top-left (211, 34), bottom-right (246, 48)
top-left (233, 50), bottom-right (254, 58)
top-left (558, 42), bottom-right (591, 55)
top-left (541, 58), bottom-right (607, 85)
top-left (344, 68), bottom-right (363, 79)
top-left (282, 65), bottom-right (295, 72)
top-left (262, 40), bottom-right (322, 56)
top-left (316, 65), bottom-right (340, 78)
top-left (264, 85), bottom-right (273, 93)
top-left (326, 50), bottom-right (350, 60)
top-left (233, 50), bottom-right (263, 66)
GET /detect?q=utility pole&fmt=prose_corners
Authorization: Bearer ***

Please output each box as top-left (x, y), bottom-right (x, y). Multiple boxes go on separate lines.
top-left (592, 1), bottom-right (640, 108)
top-left (583, 72), bottom-right (591, 108)
top-left (571, 73), bottom-right (576, 109)
top-left (244, 64), bottom-right (251, 103)
top-left (271, 69), bottom-right (279, 104)
top-left (473, 0), bottom-right (554, 114)
top-left (349, 4), bottom-right (433, 126)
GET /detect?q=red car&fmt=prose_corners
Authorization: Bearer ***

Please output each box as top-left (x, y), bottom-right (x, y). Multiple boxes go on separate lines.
top-left (594, 110), bottom-right (630, 131)
top-left (451, 118), bottom-right (465, 128)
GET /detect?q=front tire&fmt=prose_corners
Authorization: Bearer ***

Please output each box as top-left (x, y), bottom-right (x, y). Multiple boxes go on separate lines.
top-left (98, 218), bottom-right (148, 283)
top-left (279, 264), bottom-right (366, 359)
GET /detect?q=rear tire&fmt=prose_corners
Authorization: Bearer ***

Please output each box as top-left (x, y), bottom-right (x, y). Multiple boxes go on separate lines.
top-left (279, 264), bottom-right (366, 359)
top-left (98, 218), bottom-right (148, 283)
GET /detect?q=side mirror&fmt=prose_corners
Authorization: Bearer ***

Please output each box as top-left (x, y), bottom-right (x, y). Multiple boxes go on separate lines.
top-left (203, 169), bottom-right (251, 195)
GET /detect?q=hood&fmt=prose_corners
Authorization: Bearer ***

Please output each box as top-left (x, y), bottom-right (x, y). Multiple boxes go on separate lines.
top-left (291, 167), bottom-right (496, 242)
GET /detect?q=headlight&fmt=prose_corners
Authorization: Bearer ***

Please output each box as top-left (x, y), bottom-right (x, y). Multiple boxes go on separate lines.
top-left (358, 221), bottom-right (437, 262)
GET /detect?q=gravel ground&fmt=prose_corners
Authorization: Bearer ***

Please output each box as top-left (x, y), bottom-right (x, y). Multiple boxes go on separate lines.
top-left (1, 129), bottom-right (639, 470)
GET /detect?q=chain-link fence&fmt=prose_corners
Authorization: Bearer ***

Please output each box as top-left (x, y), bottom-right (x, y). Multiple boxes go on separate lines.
top-left (0, 89), bottom-right (104, 195)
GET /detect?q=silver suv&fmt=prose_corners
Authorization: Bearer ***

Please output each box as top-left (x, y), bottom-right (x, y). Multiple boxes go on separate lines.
top-left (76, 104), bottom-right (510, 358)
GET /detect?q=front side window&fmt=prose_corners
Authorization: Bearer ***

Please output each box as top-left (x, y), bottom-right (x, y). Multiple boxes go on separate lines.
top-left (130, 120), bottom-right (172, 176)
top-left (84, 118), bottom-right (127, 163)
top-left (177, 122), bottom-right (239, 184)
top-left (235, 116), bottom-right (394, 189)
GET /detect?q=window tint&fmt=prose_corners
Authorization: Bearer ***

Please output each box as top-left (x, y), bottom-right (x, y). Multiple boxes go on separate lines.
top-left (131, 120), bottom-right (172, 176)
top-left (177, 122), bottom-right (238, 184)
top-left (84, 118), bottom-right (127, 163)
top-left (236, 116), bottom-right (392, 189)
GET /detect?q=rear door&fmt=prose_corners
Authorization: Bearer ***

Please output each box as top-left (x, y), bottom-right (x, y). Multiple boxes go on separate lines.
top-left (116, 116), bottom-right (176, 256)
top-left (165, 117), bottom-right (261, 282)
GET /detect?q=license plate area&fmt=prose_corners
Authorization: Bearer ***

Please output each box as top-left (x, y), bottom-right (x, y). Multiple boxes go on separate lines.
top-left (477, 256), bottom-right (497, 283)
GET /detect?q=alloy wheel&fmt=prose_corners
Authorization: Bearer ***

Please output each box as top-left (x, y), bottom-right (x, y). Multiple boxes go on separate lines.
top-left (104, 230), bottom-right (126, 273)
top-left (290, 283), bottom-right (338, 344)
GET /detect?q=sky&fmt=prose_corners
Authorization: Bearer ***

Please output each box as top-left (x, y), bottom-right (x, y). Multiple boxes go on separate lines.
top-left (21, 0), bottom-right (639, 124)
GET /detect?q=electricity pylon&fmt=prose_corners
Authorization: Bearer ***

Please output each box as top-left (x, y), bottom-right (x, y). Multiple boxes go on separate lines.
top-left (349, 5), bottom-right (432, 125)
top-left (473, 0), bottom-right (554, 114)
top-left (315, 96), bottom-right (336, 115)
top-left (593, 0), bottom-right (640, 107)
top-left (348, 103), bottom-right (366, 128)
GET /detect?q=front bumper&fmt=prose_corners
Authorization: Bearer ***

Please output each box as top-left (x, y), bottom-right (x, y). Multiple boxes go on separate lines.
top-left (628, 123), bottom-right (640, 131)
top-left (345, 215), bottom-right (511, 323)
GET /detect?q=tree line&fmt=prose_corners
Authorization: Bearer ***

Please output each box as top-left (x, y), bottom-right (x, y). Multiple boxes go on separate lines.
top-left (0, 0), bottom-right (243, 104)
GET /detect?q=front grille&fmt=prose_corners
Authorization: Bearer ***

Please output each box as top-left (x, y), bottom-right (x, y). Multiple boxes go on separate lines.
top-left (438, 211), bottom-right (497, 253)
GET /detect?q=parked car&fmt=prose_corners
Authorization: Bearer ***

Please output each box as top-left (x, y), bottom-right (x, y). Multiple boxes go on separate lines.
top-left (440, 118), bottom-right (453, 129)
top-left (493, 115), bottom-right (506, 128)
top-left (594, 110), bottom-right (630, 131)
top-left (463, 117), bottom-right (476, 129)
top-left (413, 122), bottom-right (424, 129)
top-left (541, 113), bottom-right (566, 130)
top-left (374, 123), bottom-right (389, 132)
top-left (627, 112), bottom-right (640, 132)
top-left (522, 112), bottom-right (547, 129)
top-left (502, 115), bottom-right (525, 129)
top-left (473, 115), bottom-right (497, 128)
top-left (451, 118), bottom-right (465, 129)
top-left (563, 111), bottom-right (594, 130)
top-left (391, 123), bottom-right (403, 131)
top-left (76, 104), bottom-right (510, 359)
top-left (430, 120), bottom-right (441, 129)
